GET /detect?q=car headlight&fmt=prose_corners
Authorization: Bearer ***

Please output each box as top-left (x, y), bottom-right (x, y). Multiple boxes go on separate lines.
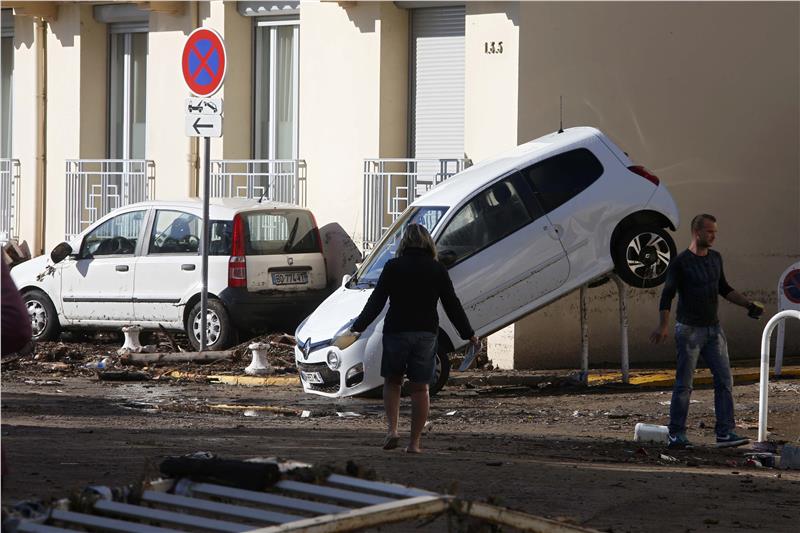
top-left (326, 350), bottom-right (341, 370)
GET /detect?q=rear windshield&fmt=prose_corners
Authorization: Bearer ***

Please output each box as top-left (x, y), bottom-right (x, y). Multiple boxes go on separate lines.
top-left (243, 210), bottom-right (320, 255)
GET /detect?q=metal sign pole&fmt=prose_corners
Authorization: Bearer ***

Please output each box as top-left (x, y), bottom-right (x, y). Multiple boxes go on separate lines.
top-left (200, 136), bottom-right (210, 351)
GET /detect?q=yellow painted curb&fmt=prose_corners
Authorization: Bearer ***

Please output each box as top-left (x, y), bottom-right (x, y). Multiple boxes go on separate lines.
top-left (166, 371), bottom-right (299, 387)
top-left (587, 366), bottom-right (800, 388)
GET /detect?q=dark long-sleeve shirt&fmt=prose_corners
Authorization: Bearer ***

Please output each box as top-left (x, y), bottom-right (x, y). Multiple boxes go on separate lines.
top-left (2, 261), bottom-right (33, 355)
top-left (658, 249), bottom-right (734, 327)
top-left (351, 248), bottom-right (474, 339)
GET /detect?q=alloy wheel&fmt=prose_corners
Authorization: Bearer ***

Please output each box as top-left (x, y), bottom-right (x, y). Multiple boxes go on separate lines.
top-left (625, 231), bottom-right (672, 280)
top-left (26, 300), bottom-right (47, 337)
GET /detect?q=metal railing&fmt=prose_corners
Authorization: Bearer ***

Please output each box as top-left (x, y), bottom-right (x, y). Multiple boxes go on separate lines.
top-left (362, 158), bottom-right (471, 250)
top-left (209, 159), bottom-right (306, 206)
top-left (65, 159), bottom-right (155, 240)
top-left (0, 158), bottom-right (21, 245)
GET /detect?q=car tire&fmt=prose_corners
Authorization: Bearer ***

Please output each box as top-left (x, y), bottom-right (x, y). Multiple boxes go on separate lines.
top-left (23, 290), bottom-right (61, 342)
top-left (613, 225), bottom-right (677, 288)
top-left (186, 299), bottom-right (233, 351)
top-left (429, 347), bottom-right (451, 397)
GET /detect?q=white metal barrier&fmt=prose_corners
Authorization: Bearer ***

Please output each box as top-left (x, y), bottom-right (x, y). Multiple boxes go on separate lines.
top-left (0, 158), bottom-right (21, 244)
top-left (579, 274), bottom-right (630, 384)
top-left (209, 159), bottom-right (306, 206)
top-left (758, 310), bottom-right (800, 443)
top-left (65, 159), bottom-right (155, 240)
top-left (362, 158), bottom-right (471, 250)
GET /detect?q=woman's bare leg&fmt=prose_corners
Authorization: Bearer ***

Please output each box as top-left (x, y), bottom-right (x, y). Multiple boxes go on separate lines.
top-left (407, 382), bottom-right (429, 453)
top-left (383, 375), bottom-right (403, 442)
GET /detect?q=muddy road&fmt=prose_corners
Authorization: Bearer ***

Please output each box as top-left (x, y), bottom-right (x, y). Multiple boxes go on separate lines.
top-left (2, 346), bottom-right (800, 532)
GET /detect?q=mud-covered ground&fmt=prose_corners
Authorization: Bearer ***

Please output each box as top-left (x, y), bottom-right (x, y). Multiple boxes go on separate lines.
top-left (2, 338), bottom-right (799, 532)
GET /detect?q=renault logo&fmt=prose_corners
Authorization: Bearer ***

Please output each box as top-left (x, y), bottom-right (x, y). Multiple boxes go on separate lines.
top-left (299, 337), bottom-right (311, 359)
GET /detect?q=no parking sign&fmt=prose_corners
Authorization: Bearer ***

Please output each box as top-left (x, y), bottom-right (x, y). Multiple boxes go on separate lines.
top-left (775, 261), bottom-right (800, 375)
top-left (182, 28), bottom-right (226, 97)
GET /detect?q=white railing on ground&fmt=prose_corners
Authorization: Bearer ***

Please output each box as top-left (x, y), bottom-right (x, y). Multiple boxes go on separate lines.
top-left (758, 310), bottom-right (800, 443)
top-left (362, 158), bottom-right (470, 250)
top-left (209, 159), bottom-right (306, 206)
top-left (0, 158), bottom-right (21, 244)
top-left (65, 159), bottom-right (155, 240)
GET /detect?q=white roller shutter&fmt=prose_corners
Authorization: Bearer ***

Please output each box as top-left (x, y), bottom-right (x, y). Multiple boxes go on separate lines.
top-left (410, 6), bottom-right (465, 163)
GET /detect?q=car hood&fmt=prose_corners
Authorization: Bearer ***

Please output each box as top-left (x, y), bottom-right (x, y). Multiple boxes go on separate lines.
top-left (295, 285), bottom-right (376, 345)
top-left (10, 255), bottom-right (51, 287)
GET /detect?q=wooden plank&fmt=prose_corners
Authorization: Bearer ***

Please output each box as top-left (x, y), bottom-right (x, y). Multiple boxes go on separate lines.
top-left (275, 481), bottom-right (394, 506)
top-left (326, 474), bottom-right (433, 498)
top-left (190, 482), bottom-right (349, 515)
top-left (126, 351), bottom-right (231, 364)
top-left (142, 491), bottom-right (300, 524)
top-left (50, 510), bottom-right (183, 533)
top-left (456, 500), bottom-right (600, 533)
top-left (94, 500), bottom-right (251, 533)
top-left (17, 523), bottom-right (79, 533)
top-left (241, 495), bottom-right (450, 533)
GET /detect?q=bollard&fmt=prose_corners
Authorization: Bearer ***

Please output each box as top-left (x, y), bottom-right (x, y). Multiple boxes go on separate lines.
top-left (118, 325), bottom-right (143, 355)
top-left (245, 342), bottom-right (273, 376)
top-left (757, 310), bottom-right (800, 443)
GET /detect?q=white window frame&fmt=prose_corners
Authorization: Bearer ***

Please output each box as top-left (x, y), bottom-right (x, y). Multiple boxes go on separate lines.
top-left (254, 17), bottom-right (299, 160)
top-left (108, 23), bottom-right (148, 160)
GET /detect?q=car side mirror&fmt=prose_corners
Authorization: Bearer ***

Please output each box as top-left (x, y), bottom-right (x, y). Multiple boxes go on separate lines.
top-left (438, 249), bottom-right (457, 267)
top-left (342, 274), bottom-right (351, 287)
top-left (50, 242), bottom-right (73, 264)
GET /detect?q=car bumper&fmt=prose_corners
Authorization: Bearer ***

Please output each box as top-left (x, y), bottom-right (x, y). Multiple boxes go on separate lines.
top-left (218, 286), bottom-right (331, 332)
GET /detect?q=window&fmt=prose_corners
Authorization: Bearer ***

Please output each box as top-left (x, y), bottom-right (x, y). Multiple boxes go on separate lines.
top-left (437, 177), bottom-right (532, 265)
top-left (243, 210), bottom-right (318, 255)
top-left (521, 148), bottom-right (604, 213)
top-left (109, 29), bottom-right (147, 159)
top-left (351, 206), bottom-right (448, 287)
top-left (148, 210), bottom-right (232, 256)
top-left (83, 210), bottom-right (145, 257)
top-left (254, 19), bottom-right (299, 159)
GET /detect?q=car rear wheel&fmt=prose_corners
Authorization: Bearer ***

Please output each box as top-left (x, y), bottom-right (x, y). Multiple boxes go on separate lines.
top-left (613, 225), bottom-right (676, 288)
top-left (429, 347), bottom-right (451, 397)
top-left (24, 290), bottom-right (61, 342)
top-left (187, 299), bottom-right (233, 351)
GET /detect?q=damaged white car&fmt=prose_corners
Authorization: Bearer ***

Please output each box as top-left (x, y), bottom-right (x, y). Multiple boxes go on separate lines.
top-left (295, 127), bottom-right (679, 397)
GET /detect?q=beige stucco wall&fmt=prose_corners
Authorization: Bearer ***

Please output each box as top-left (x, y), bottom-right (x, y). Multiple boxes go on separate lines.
top-left (11, 16), bottom-right (41, 255)
top-left (511, 1), bottom-right (800, 368)
top-left (43, 4), bottom-right (106, 251)
top-left (299, 1), bottom-right (408, 242)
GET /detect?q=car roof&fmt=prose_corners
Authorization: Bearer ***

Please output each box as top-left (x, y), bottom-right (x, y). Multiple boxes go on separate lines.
top-left (414, 126), bottom-right (614, 208)
top-left (123, 197), bottom-right (310, 219)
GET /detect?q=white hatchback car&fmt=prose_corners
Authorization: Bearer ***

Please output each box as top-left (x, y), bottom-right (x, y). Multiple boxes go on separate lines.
top-left (12, 199), bottom-right (329, 350)
top-left (295, 127), bottom-right (679, 397)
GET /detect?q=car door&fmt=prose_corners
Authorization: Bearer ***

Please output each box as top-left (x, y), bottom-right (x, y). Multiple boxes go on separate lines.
top-left (436, 173), bottom-right (569, 333)
top-left (60, 209), bottom-right (146, 323)
top-left (133, 209), bottom-right (203, 325)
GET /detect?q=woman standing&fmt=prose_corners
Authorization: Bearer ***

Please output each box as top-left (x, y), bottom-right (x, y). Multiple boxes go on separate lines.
top-left (350, 224), bottom-right (478, 453)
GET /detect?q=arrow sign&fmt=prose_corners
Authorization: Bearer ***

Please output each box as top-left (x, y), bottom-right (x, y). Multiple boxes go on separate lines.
top-left (185, 115), bottom-right (222, 137)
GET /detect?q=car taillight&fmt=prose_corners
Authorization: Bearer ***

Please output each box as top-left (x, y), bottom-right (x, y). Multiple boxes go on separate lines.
top-left (228, 214), bottom-right (247, 288)
top-left (628, 165), bottom-right (660, 186)
top-left (310, 213), bottom-right (324, 254)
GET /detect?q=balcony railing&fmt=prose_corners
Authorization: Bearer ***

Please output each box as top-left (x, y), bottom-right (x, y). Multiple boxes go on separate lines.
top-left (362, 158), bottom-right (471, 250)
top-left (0, 158), bottom-right (21, 244)
top-left (210, 159), bottom-right (306, 206)
top-left (65, 159), bottom-right (155, 240)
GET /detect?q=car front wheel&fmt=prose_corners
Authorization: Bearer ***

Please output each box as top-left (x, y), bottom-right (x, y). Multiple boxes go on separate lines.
top-left (429, 347), bottom-right (451, 397)
top-left (613, 225), bottom-right (677, 288)
top-left (24, 289), bottom-right (61, 342)
top-left (187, 299), bottom-right (233, 351)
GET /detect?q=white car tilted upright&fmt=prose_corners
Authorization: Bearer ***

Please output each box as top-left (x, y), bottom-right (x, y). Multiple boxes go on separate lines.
top-left (295, 127), bottom-right (680, 398)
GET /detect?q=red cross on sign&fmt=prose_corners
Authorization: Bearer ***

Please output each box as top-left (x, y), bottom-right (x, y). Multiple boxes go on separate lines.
top-left (182, 28), bottom-right (226, 97)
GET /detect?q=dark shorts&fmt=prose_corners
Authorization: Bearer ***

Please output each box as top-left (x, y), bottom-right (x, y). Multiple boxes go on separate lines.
top-left (381, 331), bottom-right (438, 384)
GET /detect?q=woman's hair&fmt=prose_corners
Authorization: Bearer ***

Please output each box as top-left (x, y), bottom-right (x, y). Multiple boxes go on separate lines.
top-left (396, 223), bottom-right (437, 259)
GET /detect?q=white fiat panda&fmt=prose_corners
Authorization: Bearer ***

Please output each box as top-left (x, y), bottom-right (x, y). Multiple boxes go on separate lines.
top-left (295, 127), bottom-right (680, 397)
top-left (12, 198), bottom-right (329, 350)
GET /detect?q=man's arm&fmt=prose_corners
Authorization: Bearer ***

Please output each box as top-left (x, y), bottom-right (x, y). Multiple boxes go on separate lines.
top-left (718, 257), bottom-right (762, 317)
top-left (651, 259), bottom-right (679, 344)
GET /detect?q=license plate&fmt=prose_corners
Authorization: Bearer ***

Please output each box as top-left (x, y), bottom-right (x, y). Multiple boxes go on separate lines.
top-left (301, 371), bottom-right (323, 384)
top-left (272, 271), bottom-right (308, 286)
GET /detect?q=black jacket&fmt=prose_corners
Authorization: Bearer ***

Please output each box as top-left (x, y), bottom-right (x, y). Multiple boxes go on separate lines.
top-left (351, 248), bottom-right (474, 339)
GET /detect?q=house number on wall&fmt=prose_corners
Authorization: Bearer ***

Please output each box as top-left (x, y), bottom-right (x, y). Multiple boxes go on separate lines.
top-left (484, 41), bottom-right (504, 54)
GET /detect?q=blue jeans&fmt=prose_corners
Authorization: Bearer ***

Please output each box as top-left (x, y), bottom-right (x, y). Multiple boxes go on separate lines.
top-left (669, 323), bottom-right (735, 437)
top-left (669, 323), bottom-right (735, 436)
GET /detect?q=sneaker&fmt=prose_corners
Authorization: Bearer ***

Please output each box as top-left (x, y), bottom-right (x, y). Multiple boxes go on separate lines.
top-left (667, 433), bottom-right (693, 449)
top-left (716, 432), bottom-right (749, 448)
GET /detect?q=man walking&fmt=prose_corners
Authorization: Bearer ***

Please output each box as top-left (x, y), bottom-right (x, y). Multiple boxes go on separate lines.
top-left (651, 214), bottom-right (762, 449)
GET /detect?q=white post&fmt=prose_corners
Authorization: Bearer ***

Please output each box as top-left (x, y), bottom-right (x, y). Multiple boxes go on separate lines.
top-left (580, 284), bottom-right (589, 383)
top-left (612, 275), bottom-right (629, 384)
top-left (774, 320), bottom-right (785, 376)
top-left (245, 342), bottom-right (273, 375)
top-left (758, 310), bottom-right (800, 443)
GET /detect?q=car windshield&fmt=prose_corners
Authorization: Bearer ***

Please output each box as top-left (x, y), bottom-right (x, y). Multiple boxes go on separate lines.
top-left (348, 206), bottom-right (448, 288)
